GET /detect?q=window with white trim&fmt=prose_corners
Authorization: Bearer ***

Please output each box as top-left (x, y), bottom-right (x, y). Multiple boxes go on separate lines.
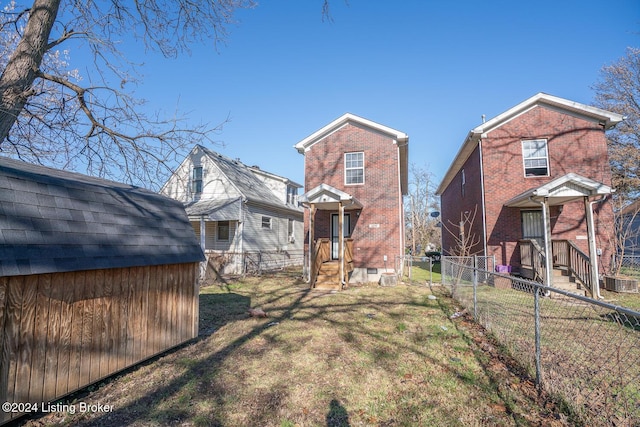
top-left (522, 139), bottom-right (549, 177)
top-left (345, 152), bottom-right (364, 185)
top-left (192, 166), bottom-right (203, 193)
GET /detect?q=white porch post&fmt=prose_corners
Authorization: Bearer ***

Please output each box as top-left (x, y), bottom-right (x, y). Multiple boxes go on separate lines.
top-left (339, 202), bottom-right (344, 286)
top-left (308, 204), bottom-right (315, 283)
top-left (541, 198), bottom-right (553, 288)
top-left (198, 216), bottom-right (205, 251)
top-left (584, 196), bottom-right (602, 298)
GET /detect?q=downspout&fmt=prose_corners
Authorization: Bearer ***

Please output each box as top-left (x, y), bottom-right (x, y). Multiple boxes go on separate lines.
top-left (238, 197), bottom-right (245, 273)
top-left (530, 196), bottom-right (552, 295)
top-left (586, 195), bottom-right (606, 299)
top-left (478, 138), bottom-right (488, 257)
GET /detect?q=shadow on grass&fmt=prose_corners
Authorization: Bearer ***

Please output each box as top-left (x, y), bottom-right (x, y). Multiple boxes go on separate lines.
top-left (326, 399), bottom-right (350, 427)
top-left (70, 276), bottom-right (313, 426)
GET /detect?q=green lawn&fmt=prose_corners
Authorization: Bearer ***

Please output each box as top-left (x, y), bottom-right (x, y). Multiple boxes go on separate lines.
top-left (21, 269), bottom-right (570, 427)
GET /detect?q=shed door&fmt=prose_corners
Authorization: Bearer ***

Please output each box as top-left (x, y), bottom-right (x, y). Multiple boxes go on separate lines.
top-left (331, 213), bottom-right (351, 260)
top-left (521, 210), bottom-right (544, 247)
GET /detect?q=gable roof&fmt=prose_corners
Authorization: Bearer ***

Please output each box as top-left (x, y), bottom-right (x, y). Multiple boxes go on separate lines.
top-left (294, 113), bottom-right (409, 153)
top-left (183, 146), bottom-right (303, 217)
top-left (299, 183), bottom-right (363, 211)
top-left (436, 93), bottom-right (625, 195)
top-left (504, 173), bottom-right (613, 208)
top-left (294, 113), bottom-right (410, 194)
top-left (0, 156), bottom-right (203, 277)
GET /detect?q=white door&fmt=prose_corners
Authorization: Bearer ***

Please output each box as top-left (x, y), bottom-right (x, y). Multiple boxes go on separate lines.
top-left (331, 213), bottom-right (351, 260)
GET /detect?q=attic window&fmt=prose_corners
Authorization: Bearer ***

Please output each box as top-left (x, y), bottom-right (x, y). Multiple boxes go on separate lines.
top-left (522, 139), bottom-right (549, 177)
top-left (192, 166), bottom-right (203, 193)
top-left (262, 216), bottom-right (272, 229)
top-left (345, 152), bottom-right (364, 185)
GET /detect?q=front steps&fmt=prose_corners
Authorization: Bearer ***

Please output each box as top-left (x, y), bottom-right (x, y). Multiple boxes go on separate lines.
top-left (551, 267), bottom-right (587, 296)
top-left (313, 261), bottom-right (343, 291)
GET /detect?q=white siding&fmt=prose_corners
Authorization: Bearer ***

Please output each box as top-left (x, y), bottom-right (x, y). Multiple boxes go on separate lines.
top-left (190, 220), bottom-right (238, 251)
top-left (242, 204), bottom-right (303, 253)
top-left (161, 148), bottom-right (242, 203)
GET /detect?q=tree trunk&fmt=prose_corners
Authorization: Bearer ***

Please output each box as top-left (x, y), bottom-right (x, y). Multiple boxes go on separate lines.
top-left (0, 0), bottom-right (61, 142)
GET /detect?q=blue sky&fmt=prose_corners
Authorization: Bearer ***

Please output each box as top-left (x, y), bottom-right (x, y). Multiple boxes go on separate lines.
top-left (134, 0), bottom-right (639, 189)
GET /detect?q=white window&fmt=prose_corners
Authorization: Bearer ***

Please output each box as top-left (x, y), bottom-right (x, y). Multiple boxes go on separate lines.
top-left (345, 152), bottom-right (364, 185)
top-left (261, 216), bottom-right (272, 229)
top-left (192, 166), bottom-right (203, 193)
top-left (522, 139), bottom-right (549, 177)
top-left (286, 186), bottom-right (298, 205)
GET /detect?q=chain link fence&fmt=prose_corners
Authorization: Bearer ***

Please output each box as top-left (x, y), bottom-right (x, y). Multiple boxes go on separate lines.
top-left (614, 254), bottom-right (640, 280)
top-left (441, 257), bottom-right (640, 426)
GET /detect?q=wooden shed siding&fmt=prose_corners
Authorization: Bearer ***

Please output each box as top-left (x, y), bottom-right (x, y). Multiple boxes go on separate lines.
top-left (0, 262), bottom-right (198, 425)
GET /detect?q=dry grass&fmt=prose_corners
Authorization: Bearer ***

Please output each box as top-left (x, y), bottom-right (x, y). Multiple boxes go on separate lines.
top-left (21, 269), bottom-right (571, 427)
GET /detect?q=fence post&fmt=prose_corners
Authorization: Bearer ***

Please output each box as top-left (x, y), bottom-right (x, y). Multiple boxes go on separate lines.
top-left (473, 255), bottom-right (478, 320)
top-left (534, 285), bottom-right (542, 387)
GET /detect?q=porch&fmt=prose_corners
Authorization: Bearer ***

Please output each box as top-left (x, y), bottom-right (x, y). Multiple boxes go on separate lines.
top-left (311, 238), bottom-right (355, 290)
top-left (519, 239), bottom-right (593, 295)
top-left (299, 183), bottom-right (363, 290)
top-left (504, 173), bottom-right (613, 298)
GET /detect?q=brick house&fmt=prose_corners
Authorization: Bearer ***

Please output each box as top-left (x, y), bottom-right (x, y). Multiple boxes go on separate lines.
top-left (294, 113), bottom-right (409, 288)
top-left (436, 93), bottom-right (624, 296)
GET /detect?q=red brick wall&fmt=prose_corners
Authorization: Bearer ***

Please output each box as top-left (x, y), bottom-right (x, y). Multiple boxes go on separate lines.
top-left (303, 122), bottom-right (403, 269)
top-left (440, 146), bottom-right (485, 256)
top-left (479, 105), bottom-right (614, 271)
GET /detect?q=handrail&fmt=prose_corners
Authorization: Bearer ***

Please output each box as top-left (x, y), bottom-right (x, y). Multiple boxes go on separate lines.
top-left (519, 239), bottom-right (546, 283)
top-left (344, 238), bottom-right (354, 285)
top-left (553, 239), bottom-right (592, 295)
top-left (519, 239), bottom-right (592, 296)
top-left (310, 239), bottom-right (330, 287)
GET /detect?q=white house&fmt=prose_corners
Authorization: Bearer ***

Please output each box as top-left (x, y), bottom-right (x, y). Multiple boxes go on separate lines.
top-left (161, 145), bottom-right (304, 277)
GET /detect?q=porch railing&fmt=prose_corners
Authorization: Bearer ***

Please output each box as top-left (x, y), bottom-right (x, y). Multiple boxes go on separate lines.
top-left (310, 238), bottom-right (330, 287)
top-left (552, 240), bottom-right (591, 293)
top-left (344, 238), bottom-right (354, 284)
top-left (519, 239), bottom-right (546, 282)
top-left (519, 239), bottom-right (592, 294)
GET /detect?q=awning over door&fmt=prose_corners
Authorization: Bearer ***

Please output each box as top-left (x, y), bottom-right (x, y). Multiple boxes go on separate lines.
top-left (504, 173), bottom-right (613, 208)
top-left (299, 183), bottom-right (363, 210)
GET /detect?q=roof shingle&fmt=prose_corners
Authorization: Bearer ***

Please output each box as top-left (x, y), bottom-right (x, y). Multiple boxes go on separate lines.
top-left (0, 156), bottom-right (204, 277)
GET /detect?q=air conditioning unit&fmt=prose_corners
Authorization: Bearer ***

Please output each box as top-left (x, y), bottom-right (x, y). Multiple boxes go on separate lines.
top-left (288, 235), bottom-right (296, 243)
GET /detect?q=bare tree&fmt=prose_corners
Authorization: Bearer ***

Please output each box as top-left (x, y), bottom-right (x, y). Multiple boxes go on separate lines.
top-left (441, 206), bottom-right (481, 257)
top-left (405, 164), bottom-right (441, 254)
top-left (0, 0), bottom-right (258, 188)
top-left (592, 47), bottom-right (640, 274)
top-left (593, 47), bottom-right (640, 199)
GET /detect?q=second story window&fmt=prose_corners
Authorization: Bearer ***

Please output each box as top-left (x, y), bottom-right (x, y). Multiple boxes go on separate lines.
top-left (522, 139), bottom-right (549, 177)
top-left (192, 166), bottom-right (203, 194)
top-left (345, 152), bottom-right (364, 185)
top-left (287, 185), bottom-right (298, 205)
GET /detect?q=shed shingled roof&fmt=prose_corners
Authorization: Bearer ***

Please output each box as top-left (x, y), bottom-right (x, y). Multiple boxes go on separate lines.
top-left (0, 156), bottom-right (204, 277)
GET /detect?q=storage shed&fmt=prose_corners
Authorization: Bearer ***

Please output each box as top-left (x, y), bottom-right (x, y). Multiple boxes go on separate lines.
top-left (0, 157), bottom-right (204, 424)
